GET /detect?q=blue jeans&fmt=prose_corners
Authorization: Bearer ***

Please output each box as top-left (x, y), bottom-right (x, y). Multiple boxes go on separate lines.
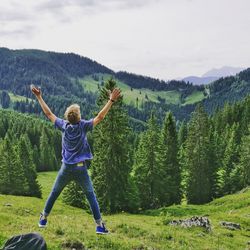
top-left (43, 162), bottom-right (101, 223)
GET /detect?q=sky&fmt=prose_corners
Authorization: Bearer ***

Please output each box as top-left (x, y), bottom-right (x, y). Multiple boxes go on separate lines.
top-left (1, 0), bottom-right (250, 79)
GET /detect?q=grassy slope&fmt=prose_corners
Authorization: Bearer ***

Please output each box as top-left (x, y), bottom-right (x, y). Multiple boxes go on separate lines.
top-left (0, 90), bottom-right (31, 102)
top-left (0, 172), bottom-right (249, 250)
top-left (183, 91), bottom-right (205, 106)
top-left (78, 75), bottom-right (205, 107)
top-left (0, 75), bottom-right (204, 110)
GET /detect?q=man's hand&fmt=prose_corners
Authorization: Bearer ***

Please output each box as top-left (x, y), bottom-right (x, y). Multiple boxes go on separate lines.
top-left (93, 88), bottom-right (122, 126)
top-left (30, 84), bottom-right (57, 123)
top-left (30, 84), bottom-right (42, 98)
top-left (109, 88), bottom-right (121, 102)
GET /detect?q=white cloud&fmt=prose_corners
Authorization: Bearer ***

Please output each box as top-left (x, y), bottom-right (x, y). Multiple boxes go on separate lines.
top-left (0, 0), bottom-right (250, 79)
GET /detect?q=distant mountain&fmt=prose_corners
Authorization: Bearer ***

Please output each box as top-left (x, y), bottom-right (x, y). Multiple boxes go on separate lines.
top-left (202, 66), bottom-right (244, 77)
top-left (182, 66), bottom-right (245, 85)
top-left (182, 76), bottom-right (219, 85)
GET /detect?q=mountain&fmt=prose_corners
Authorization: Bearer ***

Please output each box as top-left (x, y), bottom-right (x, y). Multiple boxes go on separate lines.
top-left (182, 66), bottom-right (245, 85)
top-left (0, 47), bottom-right (250, 125)
top-left (203, 66), bottom-right (244, 77)
top-left (0, 47), bottom-right (204, 124)
top-left (182, 76), bottom-right (219, 85)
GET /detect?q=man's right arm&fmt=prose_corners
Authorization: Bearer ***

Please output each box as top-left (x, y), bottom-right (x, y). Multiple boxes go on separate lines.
top-left (31, 85), bottom-right (57, 123)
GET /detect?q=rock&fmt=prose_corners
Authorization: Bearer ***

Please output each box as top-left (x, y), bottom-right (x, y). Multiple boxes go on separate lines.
top-left (4, 203), bottom-right (12, 207)
top-left (220, 221), bottom-right (241, 230)
top-left (169, 216), bottom-right (211, 231)
top-left (61, 240), bottom-right (85, 250)
top-left (224, 232), bottom-right (234, 238)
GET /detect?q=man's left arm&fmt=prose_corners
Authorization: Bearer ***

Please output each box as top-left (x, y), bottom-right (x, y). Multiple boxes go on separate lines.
top-left (93, 88), bottom-right (121, 126)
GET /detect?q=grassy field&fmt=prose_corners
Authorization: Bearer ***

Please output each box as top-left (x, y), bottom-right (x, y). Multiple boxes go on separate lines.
top-left (0, 90), bottom-right (31, 103)
top-left (8, 93), bottom-right (30, 102)
top-left (0, 172), bottom-right (249, 249)
top-left (77, 74), bottom-right (205, 107)
top-left (183, 91), bottom-right (205, 106)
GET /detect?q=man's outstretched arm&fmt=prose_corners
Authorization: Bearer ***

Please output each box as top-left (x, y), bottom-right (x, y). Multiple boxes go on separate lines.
top-left (30, 84), bottom-right (57, 123)
top-left (93, 88), bottom-right (121, 126)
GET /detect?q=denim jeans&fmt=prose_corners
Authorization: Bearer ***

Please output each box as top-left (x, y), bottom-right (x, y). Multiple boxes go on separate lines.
top-left (43, 162), bottom-right (101, 222)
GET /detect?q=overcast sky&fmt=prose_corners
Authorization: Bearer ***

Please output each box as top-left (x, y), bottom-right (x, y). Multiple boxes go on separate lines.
top-left (1, 0), bottom-right (250, 79)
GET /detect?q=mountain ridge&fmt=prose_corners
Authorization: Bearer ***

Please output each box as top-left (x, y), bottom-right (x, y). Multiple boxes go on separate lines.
top-left (0, 47), bottom-right (250, 124)
top-left (182, 66), bottom-right (245, 85)
top-left (203, 66), bottom-right (244, 77)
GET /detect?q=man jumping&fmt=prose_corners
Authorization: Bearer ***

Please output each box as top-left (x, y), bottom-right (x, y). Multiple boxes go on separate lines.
top-left (31, 84), bottom-right (121, 234)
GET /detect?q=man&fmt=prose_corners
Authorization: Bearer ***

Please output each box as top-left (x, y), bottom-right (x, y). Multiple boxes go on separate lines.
top-left (31, 84), bottom-right (121, 234)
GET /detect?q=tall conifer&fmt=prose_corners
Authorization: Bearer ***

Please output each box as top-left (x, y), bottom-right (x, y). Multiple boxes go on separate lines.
top-left (184, 104), bottom-right (212, 204)
top-left (157, 112), bottom-right (181, 206)
top-left (133, 113), bottom-right (161, 209)
top-left (91, 78), bottom-right (132, 213)
top-left (17, 135), bottom-right (41, 197)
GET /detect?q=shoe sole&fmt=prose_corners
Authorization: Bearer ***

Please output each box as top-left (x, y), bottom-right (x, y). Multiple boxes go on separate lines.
top-left (96, 232), bottom-right (109, 235)
top-left (38, 223), bottom-right (47, 228)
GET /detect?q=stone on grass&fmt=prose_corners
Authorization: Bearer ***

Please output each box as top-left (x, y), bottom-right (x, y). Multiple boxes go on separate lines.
top-left (169, 216), bottom-right (211, 231)
top-left (220, 221), bottom-right (241, 230)
top-left (4, 203), bottom-right (12, 207)
top-left (61, 240), bottom-right (85, 250)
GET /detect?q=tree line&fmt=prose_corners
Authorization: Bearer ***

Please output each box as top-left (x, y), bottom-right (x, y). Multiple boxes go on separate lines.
top-left (0, 79), bottom-right (249, 213)
top-left (3, 48), bottom-right (250, 128)
top-left (0, 110), bottom-right (62, 197)
top-left (63, 79), bottom-right (250, 213)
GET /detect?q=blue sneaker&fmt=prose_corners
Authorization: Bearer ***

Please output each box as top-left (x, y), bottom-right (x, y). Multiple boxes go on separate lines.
top-left (96, 222), bottom-right (109, 234)
top-left (38, 213), bottom-right (47, 228)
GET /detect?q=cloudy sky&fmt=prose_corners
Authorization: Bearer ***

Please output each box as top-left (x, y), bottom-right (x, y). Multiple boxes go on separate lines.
top-left (1, 0), bottom-right (249, 79)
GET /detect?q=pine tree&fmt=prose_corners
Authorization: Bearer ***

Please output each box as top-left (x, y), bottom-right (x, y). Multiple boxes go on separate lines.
top-left (235, 126), bottom-right (250, 188)
top-left (91, 78), bottom-right (132, 213)
top-left (207, 127), bottom-right (221, 198)
top-left (157, 112), bottom-right (181, 206)
top-left (221, 123), bottom-right (239, 194)
top-left (17, 135), bottom-right (42, 197)
top-left (33, 145), bottom-right (40, 171)
top-left (241, 96), bottom-right (250, 134)
top-left (178, 120), bottom-right (187, 147)
top-left (0, 140), bottom-right (5, 192)
top-left (63, 182), bottom-right (89, 210)
top-left (0, 134), bottom-right (27, 195)
top-left (133, 113), bottom-right (161, 209)
top-left (39, 128), bottom-right (51, 171)
top-left (184, 104), bottom-right (212, 204)
top-left (0, 91), bottom-right (11, 109)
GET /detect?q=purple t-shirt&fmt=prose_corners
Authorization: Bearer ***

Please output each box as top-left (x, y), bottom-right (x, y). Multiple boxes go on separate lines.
top-left (54, 117), bottom-right (94, 164)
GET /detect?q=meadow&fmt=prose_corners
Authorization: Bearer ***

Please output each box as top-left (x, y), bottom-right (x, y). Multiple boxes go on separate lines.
top-left (0, 172), bottom-right (249, 249)
top-left (78, 74), bottom-right (205, 107)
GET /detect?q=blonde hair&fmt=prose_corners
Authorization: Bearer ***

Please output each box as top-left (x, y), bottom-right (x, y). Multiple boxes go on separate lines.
top-left (64, 104), bottom-right (81, 124)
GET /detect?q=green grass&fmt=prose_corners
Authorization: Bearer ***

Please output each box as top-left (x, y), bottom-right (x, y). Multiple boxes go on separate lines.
top-left (0, 173), bottom-right (249, 249)
top-left (78, 75), bottom-right (185, 107)
top-left (0, 90), bottom-right (31, 102)
top-left (183, 91), bottom-right (205, 106)
top-left (8, 93), bottom-right (30, 102)
top-left (78, 74), bottom-right (208, 107)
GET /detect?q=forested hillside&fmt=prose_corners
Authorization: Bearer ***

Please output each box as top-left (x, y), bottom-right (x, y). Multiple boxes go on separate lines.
top-left (62, 79), bottom-right (250, 214)
top-left (0, 109), bottom-right (63, 198)
top-left (0, 55), bottom-right (249, 233)
top-left (0, 47), bottom-right (250, 125)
